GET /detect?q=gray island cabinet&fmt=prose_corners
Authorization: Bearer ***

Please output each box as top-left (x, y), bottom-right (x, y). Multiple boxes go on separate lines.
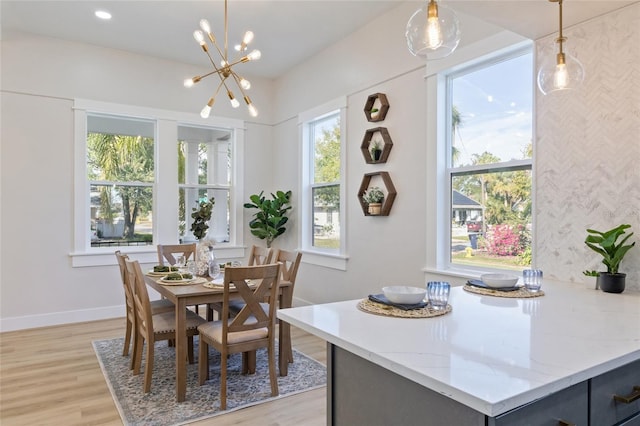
top-left (278, 282), bottom-right (640, 426)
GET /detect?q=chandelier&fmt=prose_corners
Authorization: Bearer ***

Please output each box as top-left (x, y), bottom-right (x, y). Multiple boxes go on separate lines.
top-left (405, 0), bottom-right (461, 59)
top-left (537, 0), bottom-right (585, 95)
top-left (184, 0), bottom-right (261, 118)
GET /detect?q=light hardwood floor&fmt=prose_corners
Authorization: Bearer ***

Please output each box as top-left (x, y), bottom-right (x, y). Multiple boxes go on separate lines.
top-left (0, 317), bottom-right (326, 425)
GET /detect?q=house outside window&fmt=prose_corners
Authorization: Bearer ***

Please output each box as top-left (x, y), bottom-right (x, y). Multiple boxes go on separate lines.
top-left (446, 47), bottom-right (533, 271)
top-left (299, 97), bottom-right (348, 270)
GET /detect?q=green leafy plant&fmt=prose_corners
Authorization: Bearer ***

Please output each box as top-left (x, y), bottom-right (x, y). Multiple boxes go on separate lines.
top-left (190, 197), bottom-right (215, 240)
top-left (244, 190), bottom-right (292, 248)
top-left (363, 186), bottom-right (384, 204)
top-left (585, 224), bottom-right (635, 274)
top-left (582, 270), bottom-right (599, 277)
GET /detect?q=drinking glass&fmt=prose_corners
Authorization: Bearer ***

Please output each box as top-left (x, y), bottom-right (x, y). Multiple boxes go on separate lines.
top-left (186, 260), bottom-right (197, 276)
top-left (208, 261), bottom-right (221, 278)
top-left (523, 269), bottom-right (543, 292)
top-left (427, 281), bottom-right (450, 310)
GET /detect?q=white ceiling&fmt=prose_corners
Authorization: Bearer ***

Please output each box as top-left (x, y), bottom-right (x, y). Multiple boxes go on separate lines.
top-left (1, 1), bottom-right (634, 79)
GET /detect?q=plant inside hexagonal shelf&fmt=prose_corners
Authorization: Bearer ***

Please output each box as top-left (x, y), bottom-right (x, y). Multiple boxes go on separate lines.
top-left (364, 93), bottom-right (389, 122)
top-left (361, 127), bottom-right (393, 164)
top-left (357, 172), bottom-right (397, 216)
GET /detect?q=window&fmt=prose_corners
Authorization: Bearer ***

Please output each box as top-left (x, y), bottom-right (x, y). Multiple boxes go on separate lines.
top-left (73, 99), bottom-right (245, 267)
top-left (446, 48), bottom-right (533, 272)
top-left (87, 114), bottom-right (155, 248)
top-left (299, 97), bottom-right (347, 270)
top-left (178, 125), bottom-right (232, 243)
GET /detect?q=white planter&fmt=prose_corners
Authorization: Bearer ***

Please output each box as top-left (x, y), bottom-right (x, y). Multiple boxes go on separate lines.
top-left (584, 275), bottom-right (599, 290)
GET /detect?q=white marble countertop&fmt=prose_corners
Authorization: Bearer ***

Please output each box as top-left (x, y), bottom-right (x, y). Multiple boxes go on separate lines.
top-left (278, 281), bottom-right (640, 417)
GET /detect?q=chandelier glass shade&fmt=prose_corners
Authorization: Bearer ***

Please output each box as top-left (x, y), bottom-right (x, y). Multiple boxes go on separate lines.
top-left (405, 0), bottom-right (461, 59)
top-left (184, 0), bottom-right (260, 118)
top-left (537, 0), bottom-right (585, 95)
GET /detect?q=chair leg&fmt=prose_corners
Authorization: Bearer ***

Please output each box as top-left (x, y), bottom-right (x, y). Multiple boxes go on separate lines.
top-left (268, 342), bottom-right (279, 397)
top-left (133, 334), bottom-right (144, 375)
top-left (220, 350), bottom-right (228, 410)
top-left (123, 318), bottom-right (132, 357)
top-left (130, 327), bottom-right (139, 370)
top-left (198, 338), bottom-right (209, 385)
top-left (187, 337), bottom-right (195, 364)
top-left (143, 340), bottom-right (154, 393)
top-left (244, 350), bottom-right (256, 374)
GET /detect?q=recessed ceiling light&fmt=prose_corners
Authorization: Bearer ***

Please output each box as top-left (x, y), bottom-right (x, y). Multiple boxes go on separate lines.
top-left (95, 10), bottom-right (112, 20)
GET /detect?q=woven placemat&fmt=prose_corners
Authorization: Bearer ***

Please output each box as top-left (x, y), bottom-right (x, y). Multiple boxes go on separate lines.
top-left (357, 299), bottom-right (452, 318)
top-left (463, 284), bottom-right (544, 298)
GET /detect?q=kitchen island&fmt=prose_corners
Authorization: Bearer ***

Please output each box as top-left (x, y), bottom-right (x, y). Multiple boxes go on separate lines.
top-left (278, 281), bottom-right (640, 425)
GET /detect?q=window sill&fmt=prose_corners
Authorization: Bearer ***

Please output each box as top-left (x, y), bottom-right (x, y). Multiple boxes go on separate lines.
top-left (422, 265), bottom-right (523, 281)
top-left (300, 250), bottom-right (348, 271)
top-left (70, 245), bottom-right (247, 267)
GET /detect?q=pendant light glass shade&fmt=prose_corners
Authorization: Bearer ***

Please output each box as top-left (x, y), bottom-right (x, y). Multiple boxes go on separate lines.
top-left (537, 50), bottom-right (585, 95)
top-left (406, 0), bottom-right (461, 59)
top-left (537, 0), bottom-right (584, 95)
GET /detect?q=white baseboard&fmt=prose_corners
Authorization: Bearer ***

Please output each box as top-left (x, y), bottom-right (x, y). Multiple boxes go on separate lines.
top-left (0, 305), bottom-right (125, 332)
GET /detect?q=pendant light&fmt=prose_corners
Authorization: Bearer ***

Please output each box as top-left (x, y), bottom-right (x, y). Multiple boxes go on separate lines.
top-left (537, 0), bottom-right (585, 95)
top-left (405, 0), bottom-right (461, 59)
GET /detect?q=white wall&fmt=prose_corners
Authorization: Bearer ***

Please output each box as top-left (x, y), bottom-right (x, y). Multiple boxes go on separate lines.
top-left (535, 4), bottom-right (640, 290)
top-left (2, 2), bottom-right (638, 331)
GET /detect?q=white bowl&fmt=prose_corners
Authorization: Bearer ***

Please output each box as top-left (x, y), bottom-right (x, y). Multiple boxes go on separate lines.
top-left (481, 273), bottom-right (519, 288)
top-left (382, 286), bottom-right (427, 304)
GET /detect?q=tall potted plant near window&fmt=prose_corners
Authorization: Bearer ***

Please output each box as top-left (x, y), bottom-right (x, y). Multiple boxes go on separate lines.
top-left (244, 190), bottom-right (292, 248)
top-left (585, 224), bottom-right (635, 293)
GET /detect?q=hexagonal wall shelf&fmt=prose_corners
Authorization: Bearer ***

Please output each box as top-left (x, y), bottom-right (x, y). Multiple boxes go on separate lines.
top-left (361, 127), bottom-right (393, 164)
top-left (357, 171), bottom-right (397, 216)
top-left (364, 93), bottom-right (389, 122)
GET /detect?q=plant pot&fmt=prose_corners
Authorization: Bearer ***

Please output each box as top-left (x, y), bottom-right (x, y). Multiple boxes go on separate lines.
top-left (371, 149), bottom-right (382, 162)
top-left (599, 272), bottom-right (626, 293)
top-left (367, 203), bottom-right (382, 215)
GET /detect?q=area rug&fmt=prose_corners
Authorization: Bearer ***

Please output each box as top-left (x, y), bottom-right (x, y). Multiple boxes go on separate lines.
top-left (92, 337), bottom-right (326, 425)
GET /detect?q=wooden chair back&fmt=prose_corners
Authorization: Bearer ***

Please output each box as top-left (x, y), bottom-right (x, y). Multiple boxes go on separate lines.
top-left (125, 259), bottom-right (154, 341)
top-left (222, 264), bottom-right (281, 341)
top-left (115, 250), bottom-right (135, 360)
top-left (248, 245), bottom-right (274, 266)
top-left (157, 243), bottom-right (197, 266)
top-left (275, 249), bottom-right (302, 288)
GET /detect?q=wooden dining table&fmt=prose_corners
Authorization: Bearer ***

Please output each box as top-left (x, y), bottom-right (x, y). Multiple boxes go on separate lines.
top-left (144, 273), bottom-right (293, 402)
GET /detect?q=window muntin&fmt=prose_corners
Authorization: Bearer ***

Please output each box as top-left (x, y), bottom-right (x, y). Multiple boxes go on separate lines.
top-left (309, 112), bottom-right (341, 251)
top-left (447, 49), bottom-right (533, 271)
top-left (178, 125), bottom-right (232, 243)
top-left (87, 114), bottom-right (155, 247)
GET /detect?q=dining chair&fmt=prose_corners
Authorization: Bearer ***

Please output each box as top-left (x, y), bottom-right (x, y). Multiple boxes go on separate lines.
top-left (115, 250), bottom-right (174, 368)
top-left (157, 243), bottom-right (206, 316)
top-left (157, 243), bottom-right (197, 266)
top-left (125, 258), bottom-right (206, 393)
top-left (197, 263), bottom-right (281, 410)
top-left (227, 249), bottom-right (302, 372)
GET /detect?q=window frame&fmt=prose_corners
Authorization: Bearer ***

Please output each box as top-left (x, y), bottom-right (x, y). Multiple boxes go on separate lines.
top-left (299, 97), bottom-right (348, 270)
top-left (71, 99), bottom-right (245, 267)
top-left (427, 41), bottom-right (534, 277)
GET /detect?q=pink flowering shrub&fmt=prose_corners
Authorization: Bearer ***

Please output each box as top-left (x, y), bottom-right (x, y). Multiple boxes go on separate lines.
top-left (485, 224), bottom-right (528, 256)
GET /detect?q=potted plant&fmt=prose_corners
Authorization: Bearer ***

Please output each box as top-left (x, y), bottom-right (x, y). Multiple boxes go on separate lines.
top-left (244, 190), bottom-right (292, 248)
top-left (191, 197), bottom-right (215, 241)
top-left (582, 270), bottom-right (600, 290)
top-left (585, 224), bottom-right (635, 293)
top-left (370, 139), bottom-right (383, 162)
top-left (370, 107), bottom-right (380, 120)
top-left (363, 186), bottom-right (384, 215)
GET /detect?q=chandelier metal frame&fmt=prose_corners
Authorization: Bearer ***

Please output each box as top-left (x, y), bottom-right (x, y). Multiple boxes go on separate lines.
top-left (184, 0), bottom-right (260, 118)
